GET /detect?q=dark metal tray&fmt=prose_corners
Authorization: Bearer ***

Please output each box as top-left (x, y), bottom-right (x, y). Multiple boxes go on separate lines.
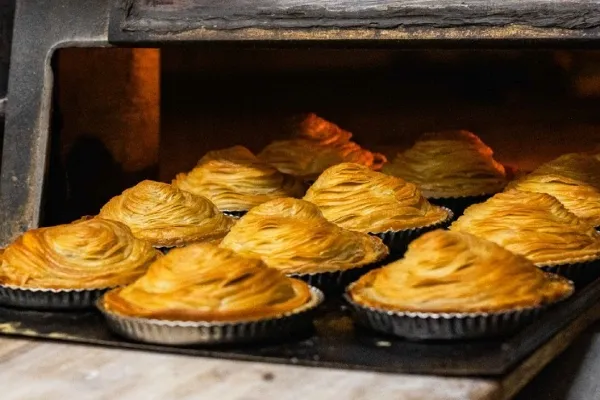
top-left (0, 277), bottom-right (599, 377)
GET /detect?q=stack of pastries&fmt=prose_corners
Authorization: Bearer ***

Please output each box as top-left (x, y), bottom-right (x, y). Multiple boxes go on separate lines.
top-left (172, 146), bottom-right (305, 216)
top-left (382, 130), bottom-right (507, 214)
top-left (259, 113), bottom-right (386, 180)
top-left (1, 113), bottom-right (599, 344)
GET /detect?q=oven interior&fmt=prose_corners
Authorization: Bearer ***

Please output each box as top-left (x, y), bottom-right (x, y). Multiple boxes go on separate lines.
top-left (43, 47), bottom-right (600, 225)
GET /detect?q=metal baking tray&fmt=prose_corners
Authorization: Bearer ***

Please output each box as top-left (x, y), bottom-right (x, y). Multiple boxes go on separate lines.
top-left (0, 277), bottom-right (599, 377)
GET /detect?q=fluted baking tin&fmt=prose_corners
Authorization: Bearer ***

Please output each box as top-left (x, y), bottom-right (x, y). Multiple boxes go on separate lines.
top-left (370, 207), bottom-right (454, 254)
top-left (428, 194), bottom-right (493, 218)
top-left (344, 284), bottom-right (573, 340)
top-left (0, 284), bottom-right (112, 310)
top-left (97, 286), bottom-right (324, 345)
top-left (539, 257), bottom-right (600, 287)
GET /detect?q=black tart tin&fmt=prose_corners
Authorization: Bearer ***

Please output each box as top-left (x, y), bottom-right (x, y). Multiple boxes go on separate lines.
top-left (370, 207), bottom-right (454, 254)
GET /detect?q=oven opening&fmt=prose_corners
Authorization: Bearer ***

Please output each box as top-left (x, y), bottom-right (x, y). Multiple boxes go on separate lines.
top-left (43, 47), bottom-right (600, 226)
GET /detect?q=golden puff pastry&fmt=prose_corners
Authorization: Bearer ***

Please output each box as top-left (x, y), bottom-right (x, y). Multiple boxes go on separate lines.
top-left (99, 180), bottom-right (235, 247)
top-left (172, 146), bottom-right (305, 212)
top-left (304, 163), bottom-right (449, 232)
top-left (532, 153), bottom-right (600, 190)
top-left (0, 218), bottom-right (159, 289)
top-left (220, 198), bottom-right (389, 275)
top-left (349, 230), bottom-right (573, 313)
top-left (382, 130), bottom-right (507, 198)
top-left (295, 112), bottom-right (354, 144)
top-left (450, 189), bottom-right (600, 265)
top-left (259, 114), bottom-right (386, 179)
top-left (507, 172), bottom-right (600, 226)
top-left (103, 243), bottom-right (312, 321)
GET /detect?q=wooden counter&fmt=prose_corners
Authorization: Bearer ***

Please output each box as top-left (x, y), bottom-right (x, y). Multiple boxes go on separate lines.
top-left (1, 319), bottom-right (599, 400)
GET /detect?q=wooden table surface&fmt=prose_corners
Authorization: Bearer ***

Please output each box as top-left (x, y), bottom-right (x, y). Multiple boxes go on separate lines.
top-left (0, 337), bottom-right (500, 400)
top-left (1, 322), bottom-right (599, 400)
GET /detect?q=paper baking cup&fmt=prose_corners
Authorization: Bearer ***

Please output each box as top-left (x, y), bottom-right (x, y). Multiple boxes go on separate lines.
top-left (428, 194), bottom-right (493, 218)
top-left (539, 257), bottom-right (600, 286)
top-left (344, 290), bottom-right (571, 340)
top-left (370, 207), bottom-right (454, 254)
top-left (97, 286), bottom-right (324, 346)
top-left (0, 284), bottom-right (112, 310)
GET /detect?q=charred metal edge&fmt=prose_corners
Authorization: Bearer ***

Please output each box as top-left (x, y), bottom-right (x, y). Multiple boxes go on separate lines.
top-left (110, 0), bottom-right (600, 42)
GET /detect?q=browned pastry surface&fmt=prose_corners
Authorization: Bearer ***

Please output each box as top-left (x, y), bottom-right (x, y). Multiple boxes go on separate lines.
top-left (450, 189), bottom-right (600, 265)
top-left (172, 146), bottom-right (305, 212)
top-left (533, 153), bottom-right (600, 189)
top-left (220, 198), bottom-right (389, 275)
top-left (382, 130), bottom-right (507, 198)
top-left (350, 230), bottom-right (574, 313)
top-left (103, 243), bottom-right (312, 321)
top-left (259, 113), bottom-right (386, 179)
top-left (99, 180), bottom-right (235, 247)
top-left (507, 172), bottom-right (600, 226)
top-left (0, 218), bottom-right (160, 289)
top-left (304, 163), bottom-right (449, 232)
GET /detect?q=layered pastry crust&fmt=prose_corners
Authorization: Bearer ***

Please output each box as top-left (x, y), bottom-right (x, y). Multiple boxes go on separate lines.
top-left (507, 172), bottom-right (600, 226)
top-left (0, 218), bottom-right (159, 289)
top-left (450, 190), bottom-right (600, 265)
top-left (304, 163), bottom-right (449, 232)
top-left (533, 153), bottom-right (600, 190)
top-left (259, 113), bottom-right (386, 179)
top-left (349, 230), bottom-right (574, 313)
top-left (382, 130), bottom-right (507, 198)
top-left (220, 198), bottom-right (389, 275)
top-left (103, 244), bottom-right (312, 321)
top-left (99, 180), bottom-right (234, 247)
top-left (172, 146), bottom-right (306, 212)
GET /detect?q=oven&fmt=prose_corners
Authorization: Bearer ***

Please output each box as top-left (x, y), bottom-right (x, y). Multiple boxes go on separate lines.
top-left (0, 1), bottom-right (600, 398)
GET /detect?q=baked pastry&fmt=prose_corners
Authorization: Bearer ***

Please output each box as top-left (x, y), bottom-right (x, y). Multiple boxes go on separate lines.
top-left (0, 218), bottom-right (159, 289)
top-left (533, 153), bottom-right (600, 189)
top-left (450, 190), bottom-right (600, 266)
top-left (507, 172), bottom-right (600, 227)
top-left (350, 230), bottom-right (573, 313)
top-left (304, 163), bottom-right (450, 232)
top-left (172, 146), bottom-right (305, 214)
top-left (99, 244), bottom-right (322, 345)
top-left (259, 113), bottom-right (386, 180)
top-left (382, 130), bottom-right (507, 203)
top-left (99, 180), bottom-right (235, 248)
top-left (220, 198), bottom-right (389, 290)
top-left (347, 229), bottom-right (574, 339)
top-left (103, 243), bottom-right (313, 321)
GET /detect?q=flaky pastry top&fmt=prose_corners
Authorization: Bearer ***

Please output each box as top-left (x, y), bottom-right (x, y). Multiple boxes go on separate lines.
top-left (172, 146), bottom-right (305, 212)
top-left (533, 153), bottom-right (600, 190)
top-left (304, 163), bottom-right (449, 232)
top-left (349, 230), bottom-right (573, 313)
top-left (295, 113), bottom-right (354, 145)
top-left (0, 218), bottom-right (159, 289)
top-left (450, 189), bottom-right (600, 265)
top-left (382, 130), bottom-right (507, 198)
top-left (259, 114), bottom-right (386, 179)
top-left (220, 198), bottom-right (389, 275)
top-left (99, 180), bottom-right (235, 247)
top-left (507, 172), bottom-right (600, 226)
top-left (103, 244), bottom-right (312, 321)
